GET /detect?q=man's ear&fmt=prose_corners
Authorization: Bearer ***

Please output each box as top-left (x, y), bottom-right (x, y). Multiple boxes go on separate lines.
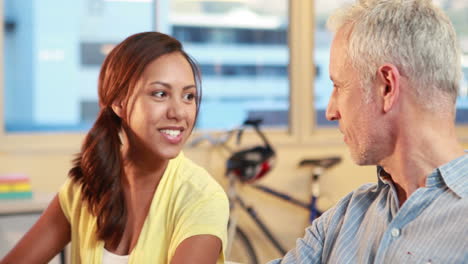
top-left (377, 64), bottom-right (400, 113)
top-left (111, 101), bottom-right (124, 118)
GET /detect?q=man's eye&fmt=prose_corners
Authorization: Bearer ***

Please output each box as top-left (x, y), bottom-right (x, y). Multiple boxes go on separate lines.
top-left (152, 91), bottom-right (166, 98)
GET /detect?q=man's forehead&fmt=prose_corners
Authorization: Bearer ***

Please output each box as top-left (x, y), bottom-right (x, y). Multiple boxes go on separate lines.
top-left (330, 30), bottom-right (349, 71)
top-left (332, 25), bottom-right (352, 53)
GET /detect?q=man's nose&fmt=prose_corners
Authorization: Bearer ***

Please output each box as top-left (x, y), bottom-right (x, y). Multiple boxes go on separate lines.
top-left (325, 96), bottom-right (340, 121)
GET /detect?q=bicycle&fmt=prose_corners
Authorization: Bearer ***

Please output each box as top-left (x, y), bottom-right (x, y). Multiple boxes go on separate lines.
top-left (190, 118), bottom-right (341, 264)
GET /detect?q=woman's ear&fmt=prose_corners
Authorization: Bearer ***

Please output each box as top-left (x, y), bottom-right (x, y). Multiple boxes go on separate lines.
top-left (377, 64), bottom-right (400, 113)
top-left (111, 101), bottom-right (124, 118)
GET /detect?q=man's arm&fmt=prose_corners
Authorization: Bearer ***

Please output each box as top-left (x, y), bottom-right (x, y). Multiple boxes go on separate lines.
top-left (267, 220), bottom-right (327, 264)
top-left (0, 195), bottom-right (71, 264)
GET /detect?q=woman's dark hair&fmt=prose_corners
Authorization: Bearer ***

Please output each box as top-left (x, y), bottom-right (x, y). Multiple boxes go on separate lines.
top-left (68, 32), bottom-right (202, 248)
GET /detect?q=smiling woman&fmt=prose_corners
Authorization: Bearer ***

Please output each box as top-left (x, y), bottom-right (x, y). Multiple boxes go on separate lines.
top-left (112, 52), bottom-right (199, 163)
top-left (0, 32), bottom-right (229, 264)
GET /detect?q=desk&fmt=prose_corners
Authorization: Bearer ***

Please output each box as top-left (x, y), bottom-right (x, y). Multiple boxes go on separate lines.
top-left (0, 193), bottom-right (65, 264)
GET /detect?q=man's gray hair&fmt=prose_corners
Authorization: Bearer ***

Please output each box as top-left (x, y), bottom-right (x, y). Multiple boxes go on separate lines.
top-left (328, 0), bottom-right (461, 111)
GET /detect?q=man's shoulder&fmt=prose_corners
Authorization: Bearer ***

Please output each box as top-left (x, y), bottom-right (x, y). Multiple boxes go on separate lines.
top-left (340, 182), bottom-right (381, 203)
top-left (439, 153), bottom-right (468, 198)
top-left (326, 182), bottom-right (384, 218)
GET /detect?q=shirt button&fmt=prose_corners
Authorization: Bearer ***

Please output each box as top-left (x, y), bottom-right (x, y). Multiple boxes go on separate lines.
top-left (391, 228), bottom-right (400, 237)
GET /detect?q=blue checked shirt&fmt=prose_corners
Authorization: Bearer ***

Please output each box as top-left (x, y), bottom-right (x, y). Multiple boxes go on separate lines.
top-left (268, 154), bottom-right (468, 264)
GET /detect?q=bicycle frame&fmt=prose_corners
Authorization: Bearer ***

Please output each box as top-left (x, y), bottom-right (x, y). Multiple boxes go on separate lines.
top-left (189, 119), bottom-right (340, 262)
top-left (226, 170), bottom-right (326, 261)
top-left (252, 180), bottom-right (322, 224)
top-left (226, 165), bottom-right (330, 260)
top-left (226, 172), bottom-right (288, 257)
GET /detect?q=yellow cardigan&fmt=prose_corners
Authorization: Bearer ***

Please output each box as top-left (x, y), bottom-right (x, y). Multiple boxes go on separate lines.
top-left (59, 152), bottom-right (229, 264)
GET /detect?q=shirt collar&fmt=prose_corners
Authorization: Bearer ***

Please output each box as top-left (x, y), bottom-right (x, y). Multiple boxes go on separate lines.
top-left (437, 153), bottom-right (468, 198)
top-left (376, 152), bottom-right (468, 198)
top-left (376, 166), bottom-right (392, 188)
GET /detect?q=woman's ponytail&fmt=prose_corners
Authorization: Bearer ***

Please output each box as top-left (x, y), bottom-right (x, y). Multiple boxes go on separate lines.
top-left (69, 107), bottom-right (126, 248)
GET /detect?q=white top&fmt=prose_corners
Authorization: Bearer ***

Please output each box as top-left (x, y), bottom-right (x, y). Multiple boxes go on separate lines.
top-left (102, 248), bottom-right (129, 264)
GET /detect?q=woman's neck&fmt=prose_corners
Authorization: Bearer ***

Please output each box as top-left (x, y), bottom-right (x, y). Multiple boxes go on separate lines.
top-left (122, 156), bottom-right (168, 190)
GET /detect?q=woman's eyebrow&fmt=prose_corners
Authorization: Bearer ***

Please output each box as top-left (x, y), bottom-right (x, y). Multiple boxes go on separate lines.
top-left (149, 81), bottom-right (196, 90)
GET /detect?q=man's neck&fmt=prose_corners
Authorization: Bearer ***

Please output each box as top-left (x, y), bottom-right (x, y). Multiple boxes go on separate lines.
top-left (379, 118), bottom-right (464, 206)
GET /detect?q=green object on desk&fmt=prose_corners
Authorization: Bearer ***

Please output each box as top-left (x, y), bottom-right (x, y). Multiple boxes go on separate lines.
top-left (0, 191), bottom-right (33, 200)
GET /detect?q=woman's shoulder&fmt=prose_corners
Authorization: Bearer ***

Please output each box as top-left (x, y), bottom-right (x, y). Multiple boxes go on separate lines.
top-left (58, 177), bottom-right (86, 221)
top-left (59, 177), bottom-right (83, 202)
top-left (171, 153), bottom-right (225, 196)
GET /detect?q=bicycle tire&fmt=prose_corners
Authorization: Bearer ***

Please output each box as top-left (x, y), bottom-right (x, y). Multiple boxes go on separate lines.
top-left (227, 227), bottom-right (258, 264)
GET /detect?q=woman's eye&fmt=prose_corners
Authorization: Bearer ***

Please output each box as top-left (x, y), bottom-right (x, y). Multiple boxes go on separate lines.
top-left (183, 93), bottom-right (196, 101)
top-left (152, 91), bottom-right (166, 98)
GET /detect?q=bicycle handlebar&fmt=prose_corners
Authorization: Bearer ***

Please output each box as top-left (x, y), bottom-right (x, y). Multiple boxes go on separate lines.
top-left (189, 118), bottom-right (272, 151)
top-left (235, 118), bottom-right (272, 150)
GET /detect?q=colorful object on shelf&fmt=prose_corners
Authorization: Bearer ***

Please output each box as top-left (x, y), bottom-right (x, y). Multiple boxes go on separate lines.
top-left (0, 174), bottom-right (33, 199)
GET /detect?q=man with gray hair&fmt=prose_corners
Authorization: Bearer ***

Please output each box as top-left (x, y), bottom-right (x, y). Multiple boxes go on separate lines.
top-left (269, 0), bottom-right (467, 263)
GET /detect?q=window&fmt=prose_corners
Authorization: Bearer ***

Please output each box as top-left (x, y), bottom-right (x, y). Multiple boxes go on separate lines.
top-left (3, 0), bottom-right (289, 133)
top-left (2, 0), bottom-right (465, 141)
top-left (173, 26), bottom-right (287, 45)
top-left (170, 0), bottom-right (289, 129)
top-left (441, 1), bottom-right (468, 123)
top-left (314, 0), bottom-right (468, 126)
top-left (3, 0), bottom-right (155, 133)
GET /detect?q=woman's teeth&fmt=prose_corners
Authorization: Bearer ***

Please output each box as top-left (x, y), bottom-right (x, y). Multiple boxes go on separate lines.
top-left (160, 129), bottom-right (181, 137)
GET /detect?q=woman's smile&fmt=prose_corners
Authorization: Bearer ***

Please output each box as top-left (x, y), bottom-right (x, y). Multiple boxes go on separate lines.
top-left (159, 127), bottom-right (184, 144)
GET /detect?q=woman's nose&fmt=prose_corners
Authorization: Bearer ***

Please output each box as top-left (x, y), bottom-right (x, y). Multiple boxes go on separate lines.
top-left (167, 98), bottom-right (186, 120)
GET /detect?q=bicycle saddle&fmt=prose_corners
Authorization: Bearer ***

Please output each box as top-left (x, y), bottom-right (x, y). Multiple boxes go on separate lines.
top-left (298, 156), bottom-right (341, 169)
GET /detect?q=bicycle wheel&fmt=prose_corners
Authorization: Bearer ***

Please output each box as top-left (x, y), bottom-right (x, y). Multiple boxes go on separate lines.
top-left (227, 227), bottom-right (258, 264)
